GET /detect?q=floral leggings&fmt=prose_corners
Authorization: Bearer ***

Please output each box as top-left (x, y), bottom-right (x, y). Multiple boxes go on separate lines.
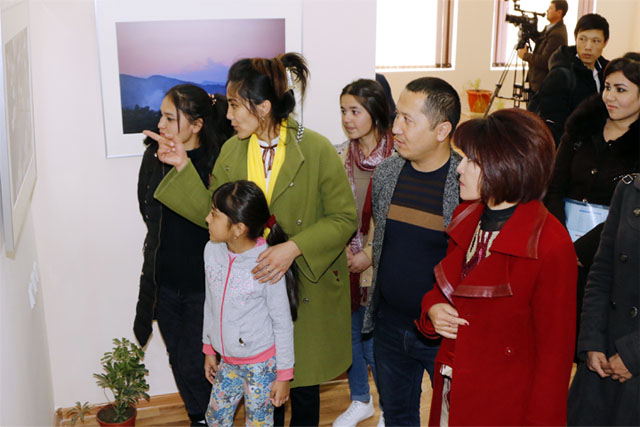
top-left (205, 356), bottom-right (277, 426)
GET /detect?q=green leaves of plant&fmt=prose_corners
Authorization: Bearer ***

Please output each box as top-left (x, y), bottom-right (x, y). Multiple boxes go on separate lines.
top-left (93, 338), bottom-right (150, 424)
top-left (66, 401), bottom-right (92, 426)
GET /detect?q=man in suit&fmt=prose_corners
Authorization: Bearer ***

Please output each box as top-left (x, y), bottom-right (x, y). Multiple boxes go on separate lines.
top-left (518, 0), bottom-right (569, 94)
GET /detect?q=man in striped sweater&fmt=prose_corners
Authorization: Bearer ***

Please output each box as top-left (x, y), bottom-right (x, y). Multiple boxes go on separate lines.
top-left (362, 77), bottom-right (461, 427)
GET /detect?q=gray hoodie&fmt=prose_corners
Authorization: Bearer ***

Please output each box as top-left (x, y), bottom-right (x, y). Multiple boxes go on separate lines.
top-left (202, 240), bottom-right (294, 379)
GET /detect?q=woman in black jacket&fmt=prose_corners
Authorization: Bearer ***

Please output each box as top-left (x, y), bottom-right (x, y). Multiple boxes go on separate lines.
top-left (544, 53), bottom-right (640, 352)
top-left (567, 174), bottom-right (640, 426)
top-left (134, 84), bottom-right (233, 425)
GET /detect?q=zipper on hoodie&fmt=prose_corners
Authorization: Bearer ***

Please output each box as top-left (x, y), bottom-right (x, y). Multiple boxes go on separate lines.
top-left (219, 253), bottom-right (236, 358)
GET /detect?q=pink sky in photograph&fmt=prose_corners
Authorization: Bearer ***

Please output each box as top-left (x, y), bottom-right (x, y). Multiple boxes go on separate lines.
top-left (116, 18), bottom-right (285, 82)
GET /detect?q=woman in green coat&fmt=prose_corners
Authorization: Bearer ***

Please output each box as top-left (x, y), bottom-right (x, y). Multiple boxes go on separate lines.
top-left (146, 52), bottom-right (357, 426)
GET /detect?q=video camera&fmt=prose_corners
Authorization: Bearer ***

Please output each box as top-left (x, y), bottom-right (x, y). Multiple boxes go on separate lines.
top-left (504, 0), bottom-right (546, 49)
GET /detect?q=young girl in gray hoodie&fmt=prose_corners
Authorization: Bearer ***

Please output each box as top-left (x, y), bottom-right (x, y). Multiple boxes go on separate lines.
top-left (202, 180), bottom-right (298, 426)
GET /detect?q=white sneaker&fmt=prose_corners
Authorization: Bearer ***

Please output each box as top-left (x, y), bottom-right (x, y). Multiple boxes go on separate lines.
top-left (376, 411), bottom-right (385, 427)
top-left (333, 399), bottom-right (375, 427)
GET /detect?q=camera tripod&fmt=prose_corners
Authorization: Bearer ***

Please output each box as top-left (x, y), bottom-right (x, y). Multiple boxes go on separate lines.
top-left (483, 42), bottom-right (532, 117)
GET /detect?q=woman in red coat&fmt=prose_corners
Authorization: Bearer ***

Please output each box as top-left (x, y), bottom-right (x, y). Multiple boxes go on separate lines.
top-left (418, 108), bottom-right (577, 426)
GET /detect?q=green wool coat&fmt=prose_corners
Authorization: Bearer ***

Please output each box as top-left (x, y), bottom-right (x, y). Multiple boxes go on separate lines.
top-left (154, 117), bottom-right (357, 387)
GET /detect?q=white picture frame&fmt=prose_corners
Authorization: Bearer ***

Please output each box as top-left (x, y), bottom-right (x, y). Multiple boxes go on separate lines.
top-left (0, 0), bottom-right (37, 255)
top-left (95, 0), bottom-right (302, 158)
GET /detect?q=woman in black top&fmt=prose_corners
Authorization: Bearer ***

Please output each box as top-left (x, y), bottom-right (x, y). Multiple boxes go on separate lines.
top-left (544, 53), bottom-right (640, 347)
top-left (567, 174), bottom-right (640, 426)
top-left (134, 84), bottom-right (233, 425)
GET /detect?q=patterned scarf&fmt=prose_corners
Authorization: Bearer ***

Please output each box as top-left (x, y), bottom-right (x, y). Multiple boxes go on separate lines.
top-left (346, 132), bottom-right (394, 311)
top-left (345, 132), bottom-right (394, 254)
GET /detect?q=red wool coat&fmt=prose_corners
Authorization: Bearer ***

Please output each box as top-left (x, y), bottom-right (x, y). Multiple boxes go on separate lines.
top-left (418, 201), bottom-right (577, 426)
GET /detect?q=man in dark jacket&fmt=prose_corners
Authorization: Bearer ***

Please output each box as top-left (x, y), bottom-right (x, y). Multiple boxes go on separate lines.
top-left (518, 1), bottom-right (569, 94)
top-left (529, 13), bottom-right (609, 145)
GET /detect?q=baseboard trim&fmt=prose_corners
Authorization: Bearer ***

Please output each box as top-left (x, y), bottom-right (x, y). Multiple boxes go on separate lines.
top-left (55, 393), bottom-right (187, 426)
top-left (54, 375), bottom-right (351, 425)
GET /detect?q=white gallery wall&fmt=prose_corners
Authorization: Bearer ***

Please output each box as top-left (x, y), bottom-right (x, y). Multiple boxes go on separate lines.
top-left (595, 0), bottom-right (640, 59)
top-left (0, 212), bottom-right (54, 426)
top-left (0, 0), bottom-right (55, 425)
top-left (22, 0), bottom-right (375, 413)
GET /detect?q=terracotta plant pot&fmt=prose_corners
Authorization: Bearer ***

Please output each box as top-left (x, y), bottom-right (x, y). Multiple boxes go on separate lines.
top-left (96, 405), bottom-right (137, 426)
top-left (466, 89), bottom-right (492, 113)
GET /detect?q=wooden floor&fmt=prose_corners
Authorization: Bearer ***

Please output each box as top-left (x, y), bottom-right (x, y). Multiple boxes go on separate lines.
top-left (56, 374), bottom-right (433, 426)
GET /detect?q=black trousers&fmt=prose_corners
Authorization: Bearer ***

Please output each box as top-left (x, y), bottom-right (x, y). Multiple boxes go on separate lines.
top-left (273, 384), bottom-right (320, 426)
top-left (156, 286), bottom-right (211, 419)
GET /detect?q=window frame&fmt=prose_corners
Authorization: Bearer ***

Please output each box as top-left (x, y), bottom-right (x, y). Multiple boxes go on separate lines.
top-left (376, 0), bottom-right (457, 71)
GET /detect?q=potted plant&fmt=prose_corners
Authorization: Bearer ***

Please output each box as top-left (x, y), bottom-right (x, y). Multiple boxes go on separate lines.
top-left (66, 401), bottom-right (92, 426)
top-left (93, 338), bottom-right (150, 426)
top-left (464, 78), bottom-right (492, 113)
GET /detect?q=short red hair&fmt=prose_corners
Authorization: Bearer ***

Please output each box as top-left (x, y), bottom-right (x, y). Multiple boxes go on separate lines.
top-left (454, 108), bottom-right (555, 205)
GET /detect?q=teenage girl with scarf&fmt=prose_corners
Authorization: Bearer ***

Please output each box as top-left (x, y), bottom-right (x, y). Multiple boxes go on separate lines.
top-left (333, 79), bottom-right (394, 427)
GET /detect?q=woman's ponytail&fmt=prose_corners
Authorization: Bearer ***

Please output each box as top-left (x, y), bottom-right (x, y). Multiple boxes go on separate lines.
top-left (201, 93), bottom-right (234, 181)
top-left (266, 221), bottom-right (299, 321)
top-left (278, 52), bottom-right (309, 100)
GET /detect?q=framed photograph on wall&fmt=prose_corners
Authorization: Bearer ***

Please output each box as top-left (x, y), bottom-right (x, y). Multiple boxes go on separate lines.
top-left (95, 0), bottom-right (302, 158)
top-left (0, 0), bottom-right (37, 254)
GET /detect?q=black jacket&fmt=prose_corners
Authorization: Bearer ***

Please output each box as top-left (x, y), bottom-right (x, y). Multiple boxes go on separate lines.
top-left (567, 176), bottom-right (640, 426)
top-left (530, 45), bottom-right (609, 144)
top-left (544, 94), bottom-right (640, 269)
top-left (133, 142), bottom-right (211, 347)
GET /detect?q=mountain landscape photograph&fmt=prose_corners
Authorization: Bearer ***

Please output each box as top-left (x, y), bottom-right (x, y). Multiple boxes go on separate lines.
top-left (115, 18), bottom-right (285, 134)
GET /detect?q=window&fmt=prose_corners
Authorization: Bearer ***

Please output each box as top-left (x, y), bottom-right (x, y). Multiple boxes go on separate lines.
top-left (376, 0), bottom-right (456, 70)
top-left (492, 0), bottom-right (596, 67)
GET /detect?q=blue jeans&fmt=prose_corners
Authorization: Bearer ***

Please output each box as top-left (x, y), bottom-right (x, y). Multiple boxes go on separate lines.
top-left (348, 306), bottom-right (377, 402)
top-left (373, 309), bottom-right (440, 426)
